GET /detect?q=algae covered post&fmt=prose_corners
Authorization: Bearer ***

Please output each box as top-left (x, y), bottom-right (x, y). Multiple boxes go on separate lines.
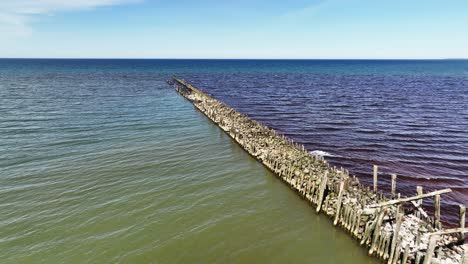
top-left (168, 77), bottom-right (467, 264)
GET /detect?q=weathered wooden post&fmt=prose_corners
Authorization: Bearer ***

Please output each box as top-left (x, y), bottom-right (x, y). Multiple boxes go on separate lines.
top-left (461, 205), bottom-right (466, 240)
top-left (369, 208), bottom-right (386, 255)
top-left (416, 186), bottom-right (423, 218)
top-left (401, 244), bottom-right (410, 264)
top-left (388, 206), bottom-right (402, 264)
top-left (434, 194), bottom-right (441, 229)
top-left (334, 180), bottom-right (345, 225)
top-left (391, 174), bottom-right (397, 199)
top-left (423, 235), bottom-right (438, 264)
top-left (316, 171), bottom-right (328, 213)
top-left (462, 243), bottom-right (468, 264)
top-left (391, 237), bottom-right (402, 264)
top-left (373, 165), bottom-right (378, 193)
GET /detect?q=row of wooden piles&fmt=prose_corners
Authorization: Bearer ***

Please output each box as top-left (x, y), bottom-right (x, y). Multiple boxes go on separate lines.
top-left (169, 77), bottom-right (467, 264)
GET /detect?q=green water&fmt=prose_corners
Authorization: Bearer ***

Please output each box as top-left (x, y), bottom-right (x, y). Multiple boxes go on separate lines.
top-left (0, 60), bottom-right (377, 263)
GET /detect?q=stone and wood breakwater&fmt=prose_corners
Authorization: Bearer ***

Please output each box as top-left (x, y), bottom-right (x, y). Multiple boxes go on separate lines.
top-left (168, 77), bottom-right (467, 264)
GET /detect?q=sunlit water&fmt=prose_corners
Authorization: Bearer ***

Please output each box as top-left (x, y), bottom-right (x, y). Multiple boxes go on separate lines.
top-left (1, 59), bottom-right (467, 263)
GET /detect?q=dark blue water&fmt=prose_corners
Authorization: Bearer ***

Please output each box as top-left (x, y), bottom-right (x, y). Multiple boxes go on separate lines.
top-left (181, 59), bottom-right (468, 225)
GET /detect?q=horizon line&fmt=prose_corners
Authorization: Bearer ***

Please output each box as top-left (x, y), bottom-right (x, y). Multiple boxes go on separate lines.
top-left (1, 57), bottom-right (467, 60)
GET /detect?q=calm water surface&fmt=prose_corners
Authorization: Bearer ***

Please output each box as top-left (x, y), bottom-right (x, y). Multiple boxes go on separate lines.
top-left (1, 59), bottom-right (467, 263)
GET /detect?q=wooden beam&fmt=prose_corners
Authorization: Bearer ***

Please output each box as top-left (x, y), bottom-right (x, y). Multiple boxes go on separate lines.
top-left (428, 227), bottom-right (468, 236)
top-left (367, 189), bottom-right (452, 208)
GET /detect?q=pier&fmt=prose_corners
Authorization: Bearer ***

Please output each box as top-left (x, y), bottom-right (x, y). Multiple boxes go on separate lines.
top-left (168, 77), bottom-right (467, 264)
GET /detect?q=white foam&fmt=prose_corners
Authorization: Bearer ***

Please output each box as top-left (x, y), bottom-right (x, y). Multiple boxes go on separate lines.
top-left (310, 150), bottom-right (335, 157)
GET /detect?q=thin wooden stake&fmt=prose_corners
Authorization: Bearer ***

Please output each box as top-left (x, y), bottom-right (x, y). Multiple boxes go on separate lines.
top-left (460, 205), bottom-right (466, 240)
top-left (416, 186), bottom-right (423, 218)
top-left (434, 194), bottom-right (441, 229)
top-left (373, 165), bottom-right (378, 193)
top-left (391, 174), bottom-right (397, 199)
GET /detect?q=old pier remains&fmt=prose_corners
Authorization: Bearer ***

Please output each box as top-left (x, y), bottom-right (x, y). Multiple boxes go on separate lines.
top-left (168, 77), bottom-right (467, 264)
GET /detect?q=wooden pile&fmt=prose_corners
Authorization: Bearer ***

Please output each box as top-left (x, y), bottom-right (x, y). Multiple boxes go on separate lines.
top-left (169, 77), bottom-right (467, 264)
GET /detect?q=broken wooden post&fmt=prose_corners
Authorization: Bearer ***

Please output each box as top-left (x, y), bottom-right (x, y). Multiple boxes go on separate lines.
top-left (352, 209), bottom-right (362, 237)
top-left (334, 180), bottom-right (345, 225)
top-left (411, 200), bottom-right (429, 219)
top-left (316, 172), bottom-right (328, 213)
top-left (416, 186), bottom-right (423, 218)
top-left (391, 237), bottom-right (402, 264)
top-left (388, 207), bottom-right (402, 264)
top-left (369, 208), bottom-right (386, 255)
top-left (423, 235), bottom-right (438, 264)
top-left (402, 244), bottom-right (410, 264)
top-left (391, 174), bottom-right (397, 199)
top-left (434, 194), bottom-right (441, 229)
top-left (462, 244), bottom-right (468, 264)
top-left (373, 165), bottom-right (378, 193)
top-left (461, 205), bottom-right (466, 240)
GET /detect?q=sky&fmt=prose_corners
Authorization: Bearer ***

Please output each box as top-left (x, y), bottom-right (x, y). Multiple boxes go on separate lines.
top-left (0, 0), bottom-right (467, 59)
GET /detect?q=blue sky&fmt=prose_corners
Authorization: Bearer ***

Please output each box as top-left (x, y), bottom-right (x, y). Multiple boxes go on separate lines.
top-left (0, 0), bottom-right (467, 58)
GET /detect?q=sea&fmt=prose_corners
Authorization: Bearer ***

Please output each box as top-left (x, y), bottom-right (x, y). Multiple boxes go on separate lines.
top-left (1, 59), bottom-right (467, 263)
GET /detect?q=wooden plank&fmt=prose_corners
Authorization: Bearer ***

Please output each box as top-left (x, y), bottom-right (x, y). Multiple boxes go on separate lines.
top-left (367, 189), bottom-right (452, 208)
top-left (428, 227), bottom-right (468, 236)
